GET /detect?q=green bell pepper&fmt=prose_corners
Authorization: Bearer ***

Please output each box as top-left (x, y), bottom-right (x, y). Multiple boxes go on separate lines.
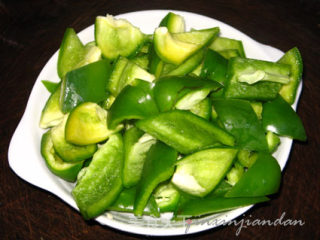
top-left (153, 75), bottom-right (222, 112)
top-left (225, 153), bottom-right (281, 197)
top-left (278, 47), bottom-right (303, 104)
top-left (153, 182), bottom-right (180, 213)
top-left (134, 141), bottom-right (177, 217)
top-left (72, 133), bottom-right (124, 219)
top-left (41, 80), bottom-right (59, 94)
top-left (107, 80), bottom-right (159, 129)
top-left (200, 49), bottom-right (228, 86)
top-left (61, 59), bottom-right (112, 113)
top-left (136, 110), bottom-right (235, 154)
top-left (224, 57), bottom-right (291, 100)
top-left (212, 99), bottom-right (269, 152)
top-left (210, 37), bottom-right (246, 58)
top-left (262, 95), bottom-right (306, 141)
top-left (108, 186), bottom-right (160, 217)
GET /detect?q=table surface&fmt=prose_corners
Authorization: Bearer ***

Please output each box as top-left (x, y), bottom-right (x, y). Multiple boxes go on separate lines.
top-left (1, 0), bottom-right (319, 239)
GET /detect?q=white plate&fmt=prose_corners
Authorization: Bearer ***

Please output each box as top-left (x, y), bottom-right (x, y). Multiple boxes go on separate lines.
top-left (8, 10), bottom-right (302, 236)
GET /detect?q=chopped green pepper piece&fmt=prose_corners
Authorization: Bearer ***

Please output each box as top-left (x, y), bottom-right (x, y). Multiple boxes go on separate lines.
top-left (108, 186), bottom-right (160, 217)
top-left (224, 57), bottom-right (290, 100)
top-left (213, 99), bottom-right (269, 152)
top-left (226, 162), bottom-right (244, 186)
top-left (107, 81), bottom-right (159, 129)
top-left (72, 134), bottom-right (124, 219)
top-left (134, 141), bottom-right (177, 217)
top-left (237, 149), bottom-right (258, 168)
top-left (262, 95), bottom-right (306, 141)
top-left (136, 110), bottom-right (235, 154)
top-left (41, 130), bottom-right (83, 182)
top-left (153, 182), bottom-right (180, 212)
top-left (266, 131), bottom-right (281, 153)
top-left (41, 80), bottom-right (59, 94)
top-left (61, 60), bottom-right (112, 113)
top-left (225, 153), bottom-right (281, 197)
top-left (172, 148), bottom-right (237, 197)
top-left (278, 47), bottom-right (303, 104)
top-left (154, 75), bottom-right (221, 112)
top-left (123, 127), bottom-right (156, 188)
top-left (200, 49), bottom-right (228, 86)
top-left (210, 37), bottom-right (246, 58)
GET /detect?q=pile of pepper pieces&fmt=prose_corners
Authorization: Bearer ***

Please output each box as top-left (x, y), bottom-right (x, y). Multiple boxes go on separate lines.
top-left (39, 12), bottom-right (306, 220)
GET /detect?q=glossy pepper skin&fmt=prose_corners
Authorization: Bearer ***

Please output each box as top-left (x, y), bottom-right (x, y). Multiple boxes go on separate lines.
top-left (224, 57), bottom-right (290, 101)
top-left (61, 59), bottom-right (112, 113)
top-left (107, 80), bottom-right (159, 129)
top-left (262, 95), bottom-right (306, 141)
top-left (200, 49), bottom-right (228, 86)
top-left (225, 153), bottom-right (281, 197)
top-left (107, 186), bottom-right (160, 217)
top-left (213, 99), bottom-right (269, 152)
top-left (153, 75), bottom-right (222, 112)
top-left (136, 110), bottom-right (235, 154)
top-left (134, 141), bottom-right (177, 217)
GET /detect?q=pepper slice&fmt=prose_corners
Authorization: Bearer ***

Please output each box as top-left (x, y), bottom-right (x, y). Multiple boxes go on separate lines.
top-left (61, 59), bottom-right (112, 113)
top-left (262, 95), bottom-right (306, 141)
top-left (136, 110), bottom-right (235, 154)
top-left (108, 186), bottom-right (160, 217)
top-left (123, 127), bottom-right (156, 188)
top-left (134, 141), bottom-right (177, 217)
top-left (224, 57), bottom-right (290, 100)
top-left (107, 81), bottom-right (159, 129)
top-left (213, 99), bottom-right (269, 152)
top-left (153, 75), bottom-right (221, 112)
top-left (225, 153), bottom-right (281, 197)
top-left (200, 49), bottom-right (228, 86)
top-left (72, 134), bottom-right (124, 219)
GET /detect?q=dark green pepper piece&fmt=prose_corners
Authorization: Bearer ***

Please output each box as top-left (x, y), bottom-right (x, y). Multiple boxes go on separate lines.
top-left (107, 80), bottom-right (159, 129)
top-left (213, 99), bottom-right (269, 152)
top-left (136, 110), bottom-right (235, 154)
top-left (225, 153), bottom-right (281, 197)
top-left (154, 75), bottom-right (222, 112)
top-left (224, 57), bottom-right (290, 101)
top-left (108, 186), bottom-right (160, 217)
top-left (134, 141), bottom-right (177, 217)
top-left (41, 80), bottom-right (60, 94)
top-left (262, 95), bottom-right (306, 141)
top-left (200, 49), bottom-right (228, 86)
top-left (61, 60), bottom-right (112, 113)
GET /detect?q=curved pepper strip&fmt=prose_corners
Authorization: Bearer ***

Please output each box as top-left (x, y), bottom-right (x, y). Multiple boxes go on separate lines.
top-left (154, 75), bottom-right (222, 112)
top-left (134, 141), bottom-right (177, 217)
top-left (262, 95), bottom-right (306, 141)
top-left (72, 133), bottom-right (124, 219)
top-left (108, 186), bottom-right (160, 217)
top-left (225, 153), bottom-right (281, 197)
top-left (213, 98), bottom-right (269, 152)
top-left (107, 80), bottom-right (159, 129)
top-left (136, 110), bottom-right (235, 154)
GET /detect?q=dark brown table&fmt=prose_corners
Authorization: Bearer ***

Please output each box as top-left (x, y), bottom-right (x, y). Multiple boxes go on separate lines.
top-left (1, 0), bottom-right (319, 239)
